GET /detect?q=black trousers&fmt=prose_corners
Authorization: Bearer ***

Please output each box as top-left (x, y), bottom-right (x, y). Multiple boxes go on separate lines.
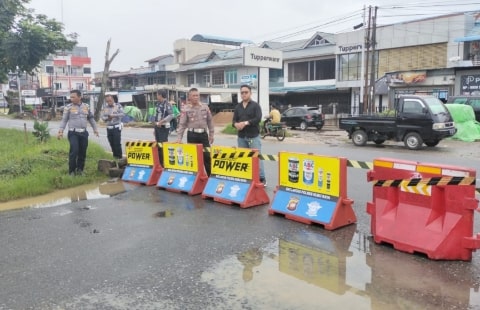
top-left (107, 127), bottom-right (122, 159)
top-left (187, 131), bottom-right (211, 176)
top-left (154, 126), bottom-right (169, 167)
top-left (68, 131), bottom-right (89, 174)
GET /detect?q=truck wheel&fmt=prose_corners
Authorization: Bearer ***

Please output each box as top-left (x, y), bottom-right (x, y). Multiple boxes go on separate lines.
top-left (316, 125), bottom-right (323, 130)
top-left (352, 130), bottom-right (367, 146)
top-left (425, 140), bottom-right (439, 147)
top-left (300, 121), bottom-right (308, 131)
top-left (374, 139), bottom-right (385, 145)
top-left (404, 132), bottom-right (423, 150)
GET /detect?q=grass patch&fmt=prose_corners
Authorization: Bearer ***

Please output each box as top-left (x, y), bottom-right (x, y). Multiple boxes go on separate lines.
top-left (221, 123), bottom-right (238, 135)
top-left (0, 128), bottom-right (111, 202)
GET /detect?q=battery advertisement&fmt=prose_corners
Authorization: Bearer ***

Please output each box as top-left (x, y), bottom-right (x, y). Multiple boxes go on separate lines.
top-left (123, 141), bottom-right (158, 184)
top-left (157, 143), bottom-right (201, 193)
top-left (203, 146), bottom-right (269, 208)
top-left (210, 146), bottom-right (254, 180)
top-left (270, 152), bottom-right (348, 226)
top-left (162, 143), bottom-right (199, 173)
top-left (125, 142), bottom-right (156, 166)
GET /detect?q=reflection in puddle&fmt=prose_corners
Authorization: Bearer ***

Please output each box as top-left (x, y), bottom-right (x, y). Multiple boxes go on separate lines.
top-left (0, 181), bottom-right (130, 211)
top-left (202, 225), bottom-right (480, 309)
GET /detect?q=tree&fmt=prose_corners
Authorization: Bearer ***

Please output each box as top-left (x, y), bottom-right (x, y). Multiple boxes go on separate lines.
top-left (94, 38), bottom-right (119, 121)
top-left (0, 0), bottom-right (77, 81)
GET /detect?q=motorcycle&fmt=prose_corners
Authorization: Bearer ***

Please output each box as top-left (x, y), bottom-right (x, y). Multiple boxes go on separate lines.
top-left (261, 117), bottom-right (286, 141)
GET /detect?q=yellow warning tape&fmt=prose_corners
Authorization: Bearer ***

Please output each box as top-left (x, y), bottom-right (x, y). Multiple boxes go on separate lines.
top-left (373, 176), bottom-right (476, 187)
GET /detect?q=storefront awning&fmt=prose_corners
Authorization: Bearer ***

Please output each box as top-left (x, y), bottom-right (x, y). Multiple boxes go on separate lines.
top-left (454, 35), bottom-right (480, 42)
top-left (454, 23), bottom-right (480, 42)
top-left (269, 85), bottom-right (336, 94)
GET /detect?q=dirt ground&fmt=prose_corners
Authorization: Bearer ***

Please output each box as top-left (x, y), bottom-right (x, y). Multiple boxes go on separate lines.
top-left (212, 111), bottom-right (234, 125)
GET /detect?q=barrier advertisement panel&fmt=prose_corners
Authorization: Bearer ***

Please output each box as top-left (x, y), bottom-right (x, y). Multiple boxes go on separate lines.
top-left (270, 152), bottom-right (355, 230)
top-left (122, 142), bottom-right (159, 184)
top-left (157, 143), bottom-right (204, 194)
top-left (203, 146), bottom-right (269, 208)
top-left (203, 146), bottom-right (254, 203)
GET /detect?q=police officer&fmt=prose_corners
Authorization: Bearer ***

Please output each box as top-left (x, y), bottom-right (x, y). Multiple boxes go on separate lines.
top-left (176, 88), bottom-right (214, 176)
top-left (153, 90), bottom-right (173, 166)
top-left (57, 89), bottom-right (99, 176)
top-left (100, 94), bottom-right (125, 160)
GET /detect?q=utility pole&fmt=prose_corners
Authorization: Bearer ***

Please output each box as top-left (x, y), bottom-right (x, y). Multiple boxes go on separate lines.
top-left (368, 6), bottom-right (378, 114)
top-left (358, 5), bottom-right (366, 116)
top-left (362, 6), bottom-right (372, 114)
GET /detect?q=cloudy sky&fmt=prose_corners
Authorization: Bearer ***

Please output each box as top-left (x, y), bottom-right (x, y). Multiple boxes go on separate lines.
top-left (27, 0), bottom-right (480, 73)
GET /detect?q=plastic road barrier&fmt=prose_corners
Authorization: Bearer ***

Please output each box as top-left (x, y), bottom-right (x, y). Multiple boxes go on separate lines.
top-left (269, 152), bottom-right (356, 230)
top-left (122, 141), bottom-right (163, 185)
top-left (367, 157), bottom-right (480, 261)
top-left (156, 143), bottom-right (208, 195)
top-left (202, 146), bottom-right (269, 208)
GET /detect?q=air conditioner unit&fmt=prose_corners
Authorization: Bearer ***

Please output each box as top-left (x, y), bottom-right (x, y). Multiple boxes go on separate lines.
top-left (223, 84), bottom-right (228, 88)
top-left (206, 82), bottom-right (211, 87)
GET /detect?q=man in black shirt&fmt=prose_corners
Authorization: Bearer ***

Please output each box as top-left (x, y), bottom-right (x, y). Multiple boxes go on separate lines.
top-left (232, 84), bottom-right (266, 186)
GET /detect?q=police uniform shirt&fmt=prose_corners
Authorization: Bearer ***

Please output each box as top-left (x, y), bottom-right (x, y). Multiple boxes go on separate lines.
top-left (101, 103), bottom-right (125, 126)
top-left (155, 100), bottom-right (173, 124)
top-left (59, 102), bottom-right (98, 132)
top-left (177, 103), bottom-right (214, 140)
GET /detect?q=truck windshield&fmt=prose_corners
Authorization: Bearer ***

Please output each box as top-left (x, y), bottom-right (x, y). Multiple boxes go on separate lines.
top-left (424, 97), bottom-right (448, 114)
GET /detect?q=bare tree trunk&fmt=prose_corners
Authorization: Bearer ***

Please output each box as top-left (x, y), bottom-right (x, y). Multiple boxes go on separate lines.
top-left (94, 39), bottom-right (119, 121)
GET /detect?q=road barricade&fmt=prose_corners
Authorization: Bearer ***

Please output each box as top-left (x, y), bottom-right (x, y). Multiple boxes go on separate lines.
top-left (122, 141), bottom-right (162, 185)
top-left (202, 146), bottom-right (269, 208)
top-left (269, 152), bottom-right (356, 230)
top-left (156, 143), bottom-right (208, 195)
top-left (367, 157), bottom-right (480, 261)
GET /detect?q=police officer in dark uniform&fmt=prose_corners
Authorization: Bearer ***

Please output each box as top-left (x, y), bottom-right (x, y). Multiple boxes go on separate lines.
top-left (153, 90), bottom-right (173, 166)
top-left (176, 88), bottom-right (214, 176)
top-left (57, 89), bottom-right (99, 176)
top-left (101, 94), bottom-right (125, 159)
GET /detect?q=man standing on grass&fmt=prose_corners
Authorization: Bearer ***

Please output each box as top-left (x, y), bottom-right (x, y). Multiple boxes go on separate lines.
top-left (57, 90), bottom-right (99, 176)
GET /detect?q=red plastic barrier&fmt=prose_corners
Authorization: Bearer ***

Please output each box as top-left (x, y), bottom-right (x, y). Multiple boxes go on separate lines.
top-left (367, 157), bottom-right (480, 261)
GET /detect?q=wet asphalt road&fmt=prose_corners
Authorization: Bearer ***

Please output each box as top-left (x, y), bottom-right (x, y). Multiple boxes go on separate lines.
top-left (2, 118), bottom-right (480, 309)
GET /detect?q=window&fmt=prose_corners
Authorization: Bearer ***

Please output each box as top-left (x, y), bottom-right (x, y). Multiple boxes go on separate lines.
top-left (201, 71), bottom-right (210, 85)
top-left (83, 67), bottom-right (91, 74)
top-left (225, 69), bottom-right (237, 85)
top-left (212, 70), bottom-right (224, 85)
top-left (75, 83), bottom-right (84, 90)
top-left (470, 99), bottom-right (480, 109)
top-left (289, 59), bottom-right (334, 82)
top-left (338, 53), bottom-right (361, 81)
top-left (288, 62), bottom-right (308, 82)
top-left (403, 100), bottom-right (424, 114)
top-left (338, 52), bottom-right (378, 81)
top-left (45, 66), bottom-right (54, 74)
top-left (315, 59), bottom-right (335, 80)
top-left (54, 82), bottom-right (62, 90)
top-left (187, 74), bottom-right (195, 86)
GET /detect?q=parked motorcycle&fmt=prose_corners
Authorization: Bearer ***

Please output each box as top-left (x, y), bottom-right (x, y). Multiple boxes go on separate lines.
top-left (261, 118), bottom-right (286, 141)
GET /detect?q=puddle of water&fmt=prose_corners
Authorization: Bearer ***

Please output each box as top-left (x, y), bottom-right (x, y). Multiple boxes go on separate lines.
top-left (201, 225), bottom-right (480, 309)
top-left (0, 181), bottom-right (130, 211)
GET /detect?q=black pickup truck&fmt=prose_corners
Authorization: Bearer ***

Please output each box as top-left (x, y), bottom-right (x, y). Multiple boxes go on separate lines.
top-left (339, 95), bottom-right (456, 150)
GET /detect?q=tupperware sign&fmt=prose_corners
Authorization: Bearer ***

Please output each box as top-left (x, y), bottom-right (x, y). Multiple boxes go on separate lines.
top-left (126, 145), bottom-right (154, 166)
top-left (243, 46), bottom-right (283, 69)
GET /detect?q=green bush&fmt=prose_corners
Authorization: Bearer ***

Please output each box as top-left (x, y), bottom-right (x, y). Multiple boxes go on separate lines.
top-left (32, 120), bottom-right (51, 143)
